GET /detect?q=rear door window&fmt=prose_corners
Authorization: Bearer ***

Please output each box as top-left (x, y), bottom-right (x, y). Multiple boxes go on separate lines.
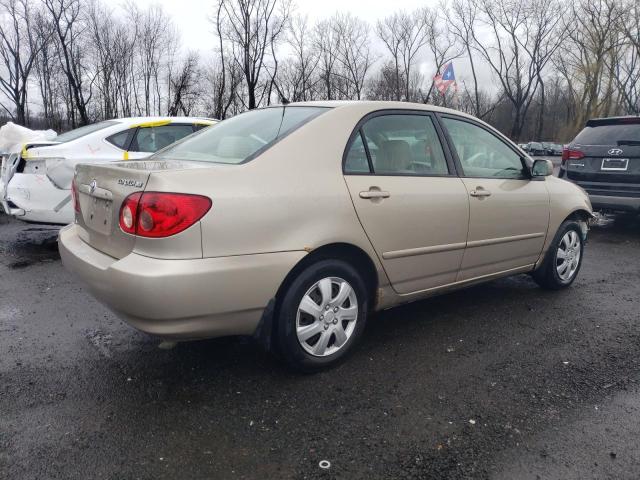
top-left (345, 114), bottom-right (449, 175)
top-left (130, 124), bottom-right (195, 153)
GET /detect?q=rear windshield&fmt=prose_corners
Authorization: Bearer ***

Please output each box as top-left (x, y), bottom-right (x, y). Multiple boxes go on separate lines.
top-left (574, 123), bottom-right (640, 146)
top-left (55, 120), bottom-right (118, 143)
top-left (154, 106), bottom-right (329, 164)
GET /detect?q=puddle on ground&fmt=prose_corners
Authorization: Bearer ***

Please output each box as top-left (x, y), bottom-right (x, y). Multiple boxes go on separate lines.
top-left (0, 220), bottom-right (61, 267)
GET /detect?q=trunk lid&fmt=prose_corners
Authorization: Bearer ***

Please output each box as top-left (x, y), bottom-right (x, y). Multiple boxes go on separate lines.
top-left (74, 160), bottom-right (206, 259)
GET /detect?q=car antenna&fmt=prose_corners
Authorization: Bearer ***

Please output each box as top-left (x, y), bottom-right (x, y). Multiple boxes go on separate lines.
top-left (275, 93), bottom-right (289, 136)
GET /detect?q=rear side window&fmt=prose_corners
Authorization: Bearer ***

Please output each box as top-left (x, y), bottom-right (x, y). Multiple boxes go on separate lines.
top-left (344, 133), bottom-right (370, 173)
top-left (106, 130), bottom-right (132, 150)
top-left (345, 114), bottom-right (448, 175)
top-left (574, 123), bottom-right (640, 145)
top-left (130, 124), bottom-right (195, 153)
top-left (154, 107), bottom-right (328, 164)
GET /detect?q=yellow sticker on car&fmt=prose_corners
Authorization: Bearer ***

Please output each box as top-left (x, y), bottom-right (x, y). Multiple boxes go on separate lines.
top-left (130, 120), bottom-right (171, 129)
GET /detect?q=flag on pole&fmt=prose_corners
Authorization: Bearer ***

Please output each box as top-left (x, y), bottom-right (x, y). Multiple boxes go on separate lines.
top-left (433, 63), bottom-right (457, 95)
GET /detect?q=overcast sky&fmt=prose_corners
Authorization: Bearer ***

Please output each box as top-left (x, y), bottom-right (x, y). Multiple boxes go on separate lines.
top-left (137, 0), bottom-right (430, 47)
top-left (132, 0), bottom-right (493, 88)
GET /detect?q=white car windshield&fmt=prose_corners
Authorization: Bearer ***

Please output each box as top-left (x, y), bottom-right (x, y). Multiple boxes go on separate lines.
top-left (154, 106), bottom-right (329, 164)
top-left (54, 120), bottom-right (119, 143)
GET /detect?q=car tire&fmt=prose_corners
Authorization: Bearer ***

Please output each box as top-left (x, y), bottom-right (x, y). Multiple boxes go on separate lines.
top-left (274, 259), bottom-right (368, 373)
top-left (533, 220), bottom-right (585, 290)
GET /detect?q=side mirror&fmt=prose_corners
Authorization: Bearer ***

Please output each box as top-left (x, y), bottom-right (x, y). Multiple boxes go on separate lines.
top-left (531, 158), bottom-right (553, 177)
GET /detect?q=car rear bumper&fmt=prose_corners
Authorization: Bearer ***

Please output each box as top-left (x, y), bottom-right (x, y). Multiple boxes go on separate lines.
top-left (559, 170), bottom-right (640, 212)
top-left (588, 195), bottom-right (640, 212)
top-left (59, 223), bottom-right (306, 339)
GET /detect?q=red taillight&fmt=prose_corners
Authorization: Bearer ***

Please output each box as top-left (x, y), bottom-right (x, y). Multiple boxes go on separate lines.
top-left (561, 148), bottom-right (584, 165)
top-left (119, 192), bottom-right (211, 238)
top-left (71, 178), bottom-right (81, 214)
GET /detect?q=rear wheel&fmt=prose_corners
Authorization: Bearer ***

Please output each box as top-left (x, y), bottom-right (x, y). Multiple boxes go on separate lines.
top-left (533, 220), bottom-right (584, 289)
top-left (275, 259), bottom-right (368, 372)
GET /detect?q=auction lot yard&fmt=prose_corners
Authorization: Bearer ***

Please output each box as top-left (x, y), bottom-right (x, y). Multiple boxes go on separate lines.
top-left (1, 211), bottom-right (640, 479)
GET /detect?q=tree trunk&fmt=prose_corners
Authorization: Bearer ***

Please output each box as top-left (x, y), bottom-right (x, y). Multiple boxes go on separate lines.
top-left (535, 77), bottom-right (545, 140)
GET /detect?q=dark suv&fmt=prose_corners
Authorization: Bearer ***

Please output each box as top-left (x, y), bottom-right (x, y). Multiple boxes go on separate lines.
top-left (559, 116), bottom-right (640, 213)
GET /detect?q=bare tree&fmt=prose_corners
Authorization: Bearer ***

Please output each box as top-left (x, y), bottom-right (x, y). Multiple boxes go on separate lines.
top-left (555, 0), bottom-right (627, 130)
top-left (43, 0), bottom-right (93, 126)
top-left (217, 0), bottom-right (291, 109)
top-left (0, 0), bottom-right (50, 125)
top-left (448, 0), bottom-right (483, 116)
top-left (281, 15), bottom-right (319, 101)
top-left (313, 18), bottom-right (343, 100)
top-left (124, 2), bottom-right (176, 116)
top-left (334, 13), bottom-right (372, 100)
top-left (612, 0), bottom-right (639, 115)
top-left (167, 51), bottom-right (200, 116)
top-left (33, 10), bottom-right (59, 126)
top-left (471, 0), bottom-right (563, 140)
top-left (376, 9), bottom-right (429, 101)
top-left (208, 0), bottom-right (240, 119)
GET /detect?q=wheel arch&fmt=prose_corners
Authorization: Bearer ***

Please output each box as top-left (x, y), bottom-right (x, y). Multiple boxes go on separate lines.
top-left (253, 242), bottom-right (380, 352)
top-left (535, 207), bottom-right (592, 272)
top-left (565, 208), bottom-right (594, 223)
top-left (275, 242), bottom-right (379, 312)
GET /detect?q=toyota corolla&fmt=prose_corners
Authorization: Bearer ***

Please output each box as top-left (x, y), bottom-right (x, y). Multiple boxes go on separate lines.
top-left (59, 101), bottom-right (593, 371)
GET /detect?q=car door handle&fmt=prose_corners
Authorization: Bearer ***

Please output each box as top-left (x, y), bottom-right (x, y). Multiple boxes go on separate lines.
top-left (359, 189), bottom-right (390, 199)
top-left (470, 188), bottom-right (492, 198)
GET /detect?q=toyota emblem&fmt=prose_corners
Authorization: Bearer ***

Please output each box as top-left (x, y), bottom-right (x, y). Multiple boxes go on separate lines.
top-left (608, 148), bottom-right (623, 156)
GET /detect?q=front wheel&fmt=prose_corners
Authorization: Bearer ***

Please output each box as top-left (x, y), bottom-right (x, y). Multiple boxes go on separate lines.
top-left (274, 259), bottom-right (368, 372)
top-left (533, 220), bottom-right (585, 289)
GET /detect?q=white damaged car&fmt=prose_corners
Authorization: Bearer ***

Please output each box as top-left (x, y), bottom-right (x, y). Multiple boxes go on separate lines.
top-left (1, 117), bottom-right (216, 224)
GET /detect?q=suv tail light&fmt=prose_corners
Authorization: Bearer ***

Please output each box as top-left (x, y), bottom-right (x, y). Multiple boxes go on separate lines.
top-left (71, 178), bottom-right (81, 214)
top-left (561, 148), bottom-right (584, 165)
top-left (119, 192), bottom-right (211, 238)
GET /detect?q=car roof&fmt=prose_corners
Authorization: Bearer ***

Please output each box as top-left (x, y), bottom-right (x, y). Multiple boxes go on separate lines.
top-left (289, 100), bottom-right (476, 119)
top-left (109, 116), bottom-right (217, 126)
top-left (586, 116), bottom-right (640, 126)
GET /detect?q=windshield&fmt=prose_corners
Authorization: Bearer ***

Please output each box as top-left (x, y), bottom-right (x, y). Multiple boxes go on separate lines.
top-left (154, 106), bottom-right (329, 164)
top-left (574, 123), bottom-right (640, 146)
top-left (55, 120), bottom-right (119, 143)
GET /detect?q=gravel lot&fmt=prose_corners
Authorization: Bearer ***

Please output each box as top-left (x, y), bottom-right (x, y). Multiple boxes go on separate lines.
top-left (1, 211), bottom-right (639, 479)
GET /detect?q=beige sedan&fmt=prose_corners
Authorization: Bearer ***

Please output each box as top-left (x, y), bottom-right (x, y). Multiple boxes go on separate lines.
top-left (59, 101), bottom-right (592, 371)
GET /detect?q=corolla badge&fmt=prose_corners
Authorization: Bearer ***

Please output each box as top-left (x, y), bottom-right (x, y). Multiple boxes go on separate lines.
top-left (89, 179), bottom-right (97, 193)
top-left (117, 178), bottom-right (144, 187)
top-left (608, 148), bottom-right (623, 156)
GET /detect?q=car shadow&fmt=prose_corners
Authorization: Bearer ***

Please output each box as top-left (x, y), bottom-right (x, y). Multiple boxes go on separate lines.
top-left (0, 218), bottom-right (61, 269)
